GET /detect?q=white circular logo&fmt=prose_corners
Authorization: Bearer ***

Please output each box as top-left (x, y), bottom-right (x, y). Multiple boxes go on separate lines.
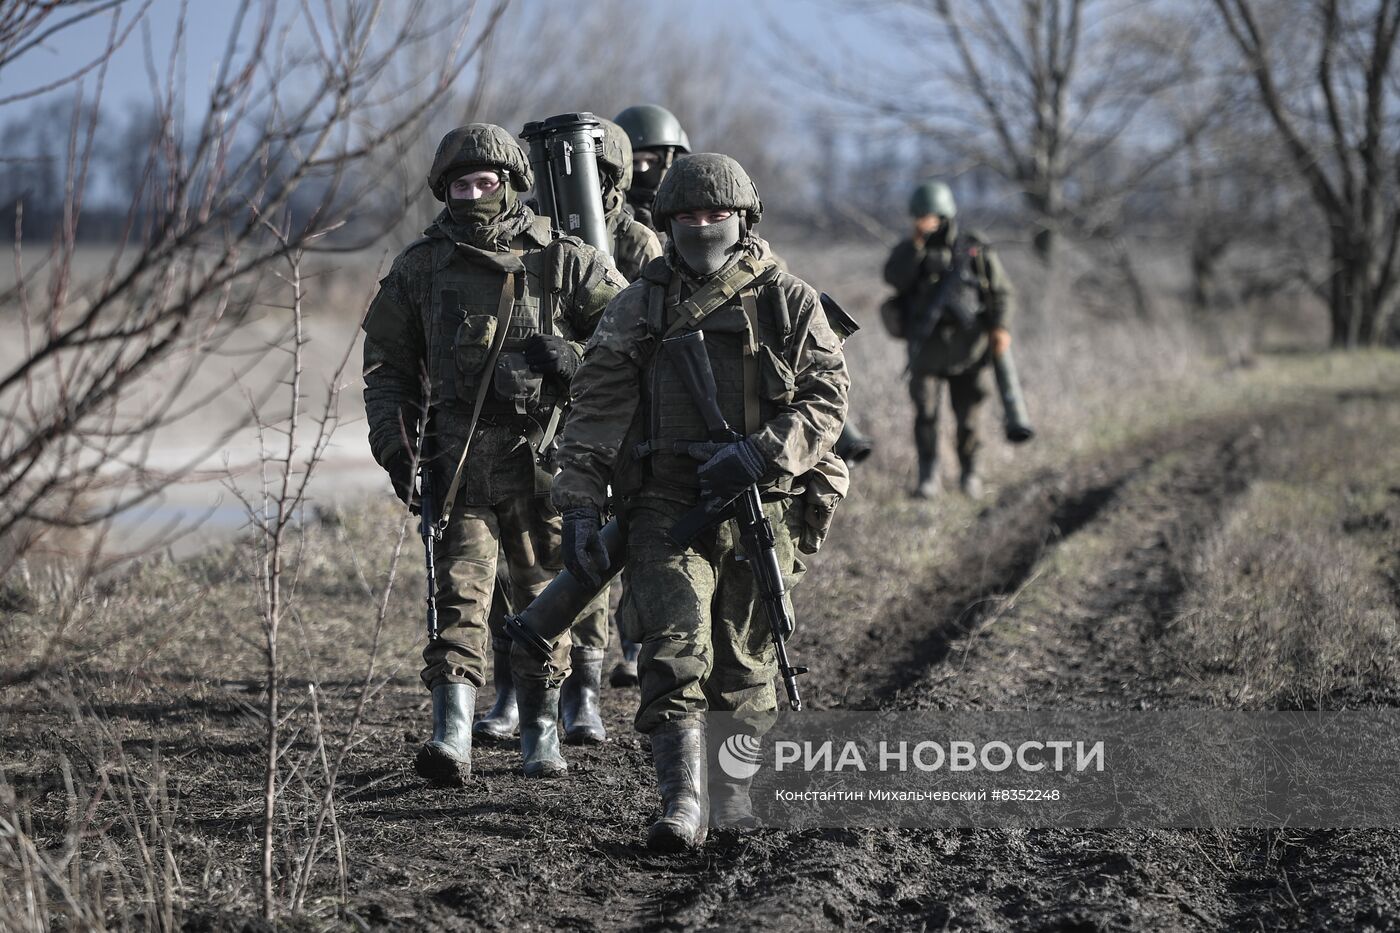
top-left (717, 733), bottom-right (762, 780)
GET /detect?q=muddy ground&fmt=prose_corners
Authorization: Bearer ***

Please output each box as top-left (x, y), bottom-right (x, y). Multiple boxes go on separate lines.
top-left (3, 327), bottom-right (1400, 926)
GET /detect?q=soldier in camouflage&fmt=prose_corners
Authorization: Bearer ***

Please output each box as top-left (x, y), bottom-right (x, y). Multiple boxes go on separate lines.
top-left (882, 181), bottom-right (1016, 500)
top-left (551, 154), bottom-right (849, 850)
top-left (613, 104), bottom-right (691, 232)
top-left (549, 118), bottom-right (664, 743)
top-left (361, 124), bottom-right (624, 786)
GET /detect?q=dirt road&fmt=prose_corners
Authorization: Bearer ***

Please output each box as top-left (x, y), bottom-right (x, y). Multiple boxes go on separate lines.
top-left (4, 351), bottom-right (1399, 931)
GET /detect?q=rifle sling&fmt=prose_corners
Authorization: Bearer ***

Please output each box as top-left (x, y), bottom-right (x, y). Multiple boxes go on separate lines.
top-left (662, 256), bottom-right (776, 339)
top-left (436, 270), bottom-right (519, 528)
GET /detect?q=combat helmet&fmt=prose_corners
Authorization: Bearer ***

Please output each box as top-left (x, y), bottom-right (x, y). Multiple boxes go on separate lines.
top-left (652, 153), bottom-right (762, 225)
top-left (428, 123), bottom-right (533, 201)
top-left (909, 180), bottom-right (957, 219)
top-left (596, 118), bottom-right (634, 191)
top-left (613, 104), bottom-right (691, 154)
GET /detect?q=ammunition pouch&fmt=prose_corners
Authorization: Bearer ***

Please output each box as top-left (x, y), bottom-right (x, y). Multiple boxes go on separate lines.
top-left (455, 314), bottom-right (498, 377)
top-left (492, 350), bottom-right (544, 414)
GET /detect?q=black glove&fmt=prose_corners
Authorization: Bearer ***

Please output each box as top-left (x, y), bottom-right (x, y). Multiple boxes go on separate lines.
top-left (524, 334), bottom-right (581, 381)
top-left (561, 507), bottom-right (609, 591)
top-left (386, 450), bottom-right (418, 512)
top-left (696, 438), bottom-right (766, 504)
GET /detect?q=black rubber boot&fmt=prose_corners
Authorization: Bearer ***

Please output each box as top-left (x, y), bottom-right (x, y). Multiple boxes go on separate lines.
top-left (414, 682), bottom-right (474, 787)
top-left (517, 679), bottom-right (567, 779)
top-left (647, 720), bottom-right (709, 852)
top-left (609, 639), bottom-right (641, 687)
top-left (561, 646), bottom-right (607, 745)
top-left (472, 640), bottom-right (518, 745)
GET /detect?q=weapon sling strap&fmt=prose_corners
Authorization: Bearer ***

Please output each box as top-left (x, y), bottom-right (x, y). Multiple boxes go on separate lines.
top-left (661, 255), bottom-right (777, 339)
top-left (738, 290), bottom-right (762, 435)
top-left (435, 270), bottom-right (520, 528)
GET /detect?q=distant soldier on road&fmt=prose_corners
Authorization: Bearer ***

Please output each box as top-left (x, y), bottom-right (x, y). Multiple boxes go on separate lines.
top-left (613, 104), bottom-right (691, 232)
top-left (550, 153), bottom-right (849, 850)
top-left (361, 124), bottom-right (624, 786)
top-left (882, 180), bottom-right (1030, 499)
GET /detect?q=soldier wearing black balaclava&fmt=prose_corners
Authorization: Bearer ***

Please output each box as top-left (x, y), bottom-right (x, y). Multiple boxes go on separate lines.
top-left (613, 104), bottom-right (691, 232)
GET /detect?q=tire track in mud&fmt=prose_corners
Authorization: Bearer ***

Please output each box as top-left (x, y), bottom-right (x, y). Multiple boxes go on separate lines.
top-left (629, 402), bottom-right (1351, 933)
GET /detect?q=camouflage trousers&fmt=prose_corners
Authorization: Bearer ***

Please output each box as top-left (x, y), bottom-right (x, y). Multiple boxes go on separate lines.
top-left (570, 583), bottom-right (612, 651)
top-left (621, 495), bottom-right (804, 735)
top-left (909, 364), bottom-right (988, 472)
top-left (421, 494), bottom-right (571, 690)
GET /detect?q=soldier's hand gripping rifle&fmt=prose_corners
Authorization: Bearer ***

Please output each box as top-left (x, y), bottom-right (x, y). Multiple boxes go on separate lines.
top-left (663, 330), bottom-right (809, 711)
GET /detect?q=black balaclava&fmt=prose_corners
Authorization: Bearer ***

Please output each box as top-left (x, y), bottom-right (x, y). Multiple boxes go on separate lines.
top-left (670, 213), bottom-right (742, 278)
top-left (628, 147), bottom-right (669, 208)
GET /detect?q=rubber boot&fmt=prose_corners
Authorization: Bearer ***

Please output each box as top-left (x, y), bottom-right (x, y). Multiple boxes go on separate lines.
top-left (561, 645), bottom-right (607, 745)
top-left (609, 639), bottom-right (641, 687)
top-left (472, 640), bottom-right (519, 745)
top-left (647, 720), bottom-right (709, 852)
top-left (414, 682), bottom-right (474, 787)
top-left (913, 453), bottom-right (941, 499)
top-left (710, 776), bottom-right (759, 831)
top-left (517, 678), bottom-right (567, 778)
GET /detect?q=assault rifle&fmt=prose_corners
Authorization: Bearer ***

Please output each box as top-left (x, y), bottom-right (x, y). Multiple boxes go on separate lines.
top-left (662, 330), bottom-right (808, 711)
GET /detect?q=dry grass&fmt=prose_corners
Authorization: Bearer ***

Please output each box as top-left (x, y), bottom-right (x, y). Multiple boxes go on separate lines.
top-left (2, 234), bottom-right (1396, 927)
top-left (1170, 393), bottom-right (1400, 709)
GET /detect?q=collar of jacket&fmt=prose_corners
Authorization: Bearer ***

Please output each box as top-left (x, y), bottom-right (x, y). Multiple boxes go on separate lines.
top-left (427, 206), bottom-right (551, 274)
top-left (603, 186), bottom-right (628, 233)
top-left (426, 202), bottom-right (547, 253)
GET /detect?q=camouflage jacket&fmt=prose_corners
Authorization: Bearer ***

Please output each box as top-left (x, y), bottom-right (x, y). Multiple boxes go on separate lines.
top-left (552, 236), bottom-right (850, 513)
top-left (604, 190), bottom-right (663, 282)
top-left (882, 225), bottom-right (1015, 376)
top-left (362, 205), bottom-right (625, 504)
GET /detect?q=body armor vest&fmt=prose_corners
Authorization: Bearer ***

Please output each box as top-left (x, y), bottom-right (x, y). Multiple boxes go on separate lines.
top-left (425, 235), bottom-right (562, 419)
top-left (641, 270), bottom-right (794, 492)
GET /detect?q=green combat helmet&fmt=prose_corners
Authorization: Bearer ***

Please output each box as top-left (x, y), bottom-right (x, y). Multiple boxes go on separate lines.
top-left (428, 123), bottom-right (533, 201)
top-left (909, 180), bottom-right (957, 219)
top-left (651, 153), bottom-right (762, 226)
top-left (613, 104), bottom-right (691, 154)
top-left (596, 117), bottom-right (634, 191)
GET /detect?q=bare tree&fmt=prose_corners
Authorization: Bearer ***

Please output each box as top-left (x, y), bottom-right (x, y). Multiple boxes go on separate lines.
top-left (785, 0), bottom-right (1212, 266)
top-left (0, 0), bottom-right (508, 574)
top-left (1213, 0), bottom-right (1400, 346)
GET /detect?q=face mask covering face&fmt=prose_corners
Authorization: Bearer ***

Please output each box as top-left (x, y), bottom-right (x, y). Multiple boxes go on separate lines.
top-left (670, 213), bottom-right (741, 277)
top-left (448, 183), bottom-right (508, 227)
